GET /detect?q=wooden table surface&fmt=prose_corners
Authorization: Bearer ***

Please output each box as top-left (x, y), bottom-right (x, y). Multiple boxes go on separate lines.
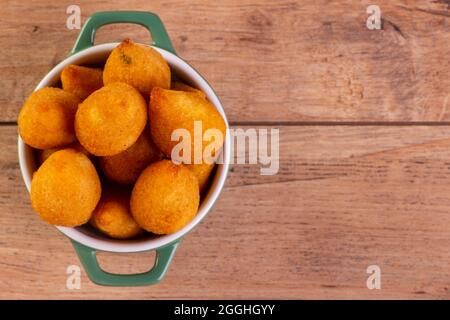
top-left (1, 0), bottom-right (449, 299)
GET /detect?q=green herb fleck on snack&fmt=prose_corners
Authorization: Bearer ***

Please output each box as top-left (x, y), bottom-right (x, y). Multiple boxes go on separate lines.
top-left (119, 52), bottom-right (132, 65)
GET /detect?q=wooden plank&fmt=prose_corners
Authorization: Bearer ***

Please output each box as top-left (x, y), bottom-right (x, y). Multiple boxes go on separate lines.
top-left (2, 0), bottom-right (449, 123)
top-left (2, 125), bottom-right (450, 299)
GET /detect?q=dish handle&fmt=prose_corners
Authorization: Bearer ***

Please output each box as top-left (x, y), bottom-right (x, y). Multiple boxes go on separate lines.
top-left (71, 11), bottom-right (176, 55)
top-left (71, 240), bottom-right (180, 286)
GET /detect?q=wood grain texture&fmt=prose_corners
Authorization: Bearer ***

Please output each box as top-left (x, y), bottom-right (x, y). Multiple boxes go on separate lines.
top-left (2, 0), bottom-right (450, 300)
top-left (2, 0), bottom-right (449, 123)
top-left (2, 125), bottom-right (450, 299)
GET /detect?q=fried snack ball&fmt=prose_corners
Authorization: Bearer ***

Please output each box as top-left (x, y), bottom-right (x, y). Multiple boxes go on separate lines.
top-left (187, 163), bottom-right (215, 194)
top-left (90, 186), bottom-right (143, 239)
top-left (149, 88), bottom-right (226, 162)
top-left (103, 39), bottom-right (170, 96)
top-left (171, 81), bottom-right (206, 99)
top-left (131, 160), bottom-right (200, 234)
top-left (61, 65), bottom-right (103, 100)
top-left (38, 141), bottom-right (91, 165)
top-left (99, 129), bottom-right (162, 184)
top-left (31, 149), bottom-right (101, 227)
top-left (75, 82), bottom-right (147, 156)
top-left (18, 87), bottom-right (81, 149)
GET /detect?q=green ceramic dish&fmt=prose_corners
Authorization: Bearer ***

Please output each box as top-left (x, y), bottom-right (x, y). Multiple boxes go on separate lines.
top-left (18, 11), bottom-right (231, 286)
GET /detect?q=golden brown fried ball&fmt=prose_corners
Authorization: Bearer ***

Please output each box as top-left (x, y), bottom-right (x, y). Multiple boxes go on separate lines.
top-left (38, 141), bottom-right (91, 165)
top-left (187, 163), bottom-right (215, 194)
top-left (171, 81), bottom-right (206, 99)
top-left (130, 160), bottom-right (199, 235)
top-left (18, 87), bottom-right (81, 149)
top-left (75, 82), bottom-right (147, 156)
top-left (90, 186), bottom-right (143, 239)
top-left (103, 39), bottom-right (170, 96)
top-left (149, 88), bottom-right (226, 163)
top-left (99, 129), bottom-right (162, 184)
top-left (31, 149), bottom-right (101, 227)
top-left (61, 65), bottom-right (103, 100)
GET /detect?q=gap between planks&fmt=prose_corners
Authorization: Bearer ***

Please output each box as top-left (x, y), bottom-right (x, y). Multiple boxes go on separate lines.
top-left (3, 121), bottom-right (450, 127)
top-left (230, 121), bottom-right (450, 126)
